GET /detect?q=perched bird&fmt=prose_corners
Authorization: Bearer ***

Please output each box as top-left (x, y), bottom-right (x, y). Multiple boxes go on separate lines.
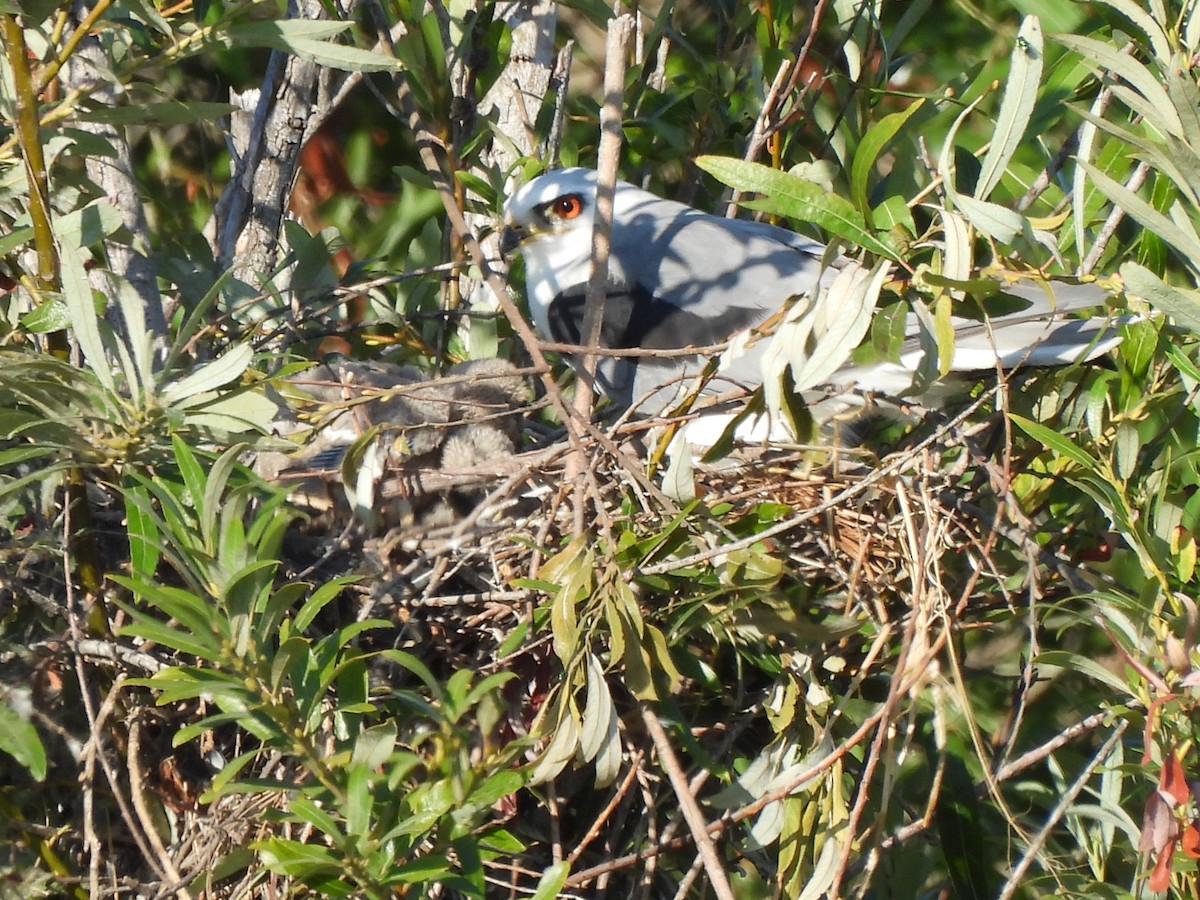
top-left (500, 167), bottom-right (1124, 435)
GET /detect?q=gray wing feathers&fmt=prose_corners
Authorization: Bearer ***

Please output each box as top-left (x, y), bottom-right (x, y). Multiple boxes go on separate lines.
top-left (594, 182), bottom-right (1122, 418)
top-left (608, 193), bottom-right (826, 318)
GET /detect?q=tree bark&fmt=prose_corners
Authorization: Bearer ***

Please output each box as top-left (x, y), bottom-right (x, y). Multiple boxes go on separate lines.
top-left (64, 5), bottom-right (168, 365)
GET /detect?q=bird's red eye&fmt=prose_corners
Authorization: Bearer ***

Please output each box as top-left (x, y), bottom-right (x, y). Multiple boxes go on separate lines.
top-left (551, 195), bottom-right (583, 219)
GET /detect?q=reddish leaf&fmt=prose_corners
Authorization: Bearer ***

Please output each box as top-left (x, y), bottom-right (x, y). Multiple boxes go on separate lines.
top-left (1148, 838), bottom-right (1175, 892)
top-left (1161, 748), bottom-right (1190, 805)
top-left (1182, 820), bottom-right (1200, 860)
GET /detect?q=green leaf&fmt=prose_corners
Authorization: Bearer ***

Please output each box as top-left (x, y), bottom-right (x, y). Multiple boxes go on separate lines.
top-left (578, 653), bottom-right (616, 766)
top-left (78, 100), bottom-right (238, 126)
top-left (1087, 161), bottom-right (1200, 269)
top-left (226, 20), bottom-right (401, 72)
top-left (528, 696), bottom-right (579, 785)
top-left (530, 861), bottom-right (570, 900)
top-left (124, 482), bottom-right (161, 580)
top-left (378, 649), bottom-right (446, 704)
top-left (951, 194), bottom-right (1025, 244)
top-left (255, 837), bottom-right (341, 877)
top-left (171, 434), bottom-right (208, 526)
top-left (1035, 650), bottom-right (1133, 695)
top-left (345, 762), bottom-right (372, 838)
top-left (350, 721), bottom-right (397, 772)
top-left (57, 202), bottom-right (124, 249)
top-left (694, 156), bottom-right (900, 259)
top-left (465, 771), bottom-right (525, 810)
top-left (1055, 33), bottom-right (1183, 138)
top-left (1119, 262), bottom-right (1200, 333)
top-left (202, 444), bottom-right (245, 546)
top-left (160, 344), bottom-right (254, 406)
top-left (851, 100), bottom-right (925, 213)
top-left (59, 239), bottom-right (115, 394)
top-left (0, 697), bottom-right (47, 781)
top-left (19, 298), bottom-right (72, 333)
top-left (976, 15), bottom-right (1042, 201)
top-left (771, 259), bottom-right (889, 402)
top-left (112, 577), bottom-right (223, 643)
top-left (175, 388), bottom-right (279, 435)
top-left (0, 224), bottom-right (33, 255)
top-left (290, 796), bottom-right (344, 837)
top-left (383, 856), bottom-right (454, 885)
top-left (292, 579), bottom-right (353, 633)
top-left (1009, 414), bottom-right (1102, 470)
top-left (870, 194), bottom-right (917, 235)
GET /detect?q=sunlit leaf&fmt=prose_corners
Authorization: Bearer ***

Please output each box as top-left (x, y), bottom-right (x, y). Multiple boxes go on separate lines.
top-left (695, 156), bottom-right (900, 259)
top-left (976, 16), bottom-right (1043, 201)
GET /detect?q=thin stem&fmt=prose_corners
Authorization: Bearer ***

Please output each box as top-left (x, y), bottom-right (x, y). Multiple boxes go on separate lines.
top-left (640, 703), bottom-right (736, 900)
top-left (2, 15), bottom-right (59, 295)
top-left (35, 0), bottom-right (116, 93)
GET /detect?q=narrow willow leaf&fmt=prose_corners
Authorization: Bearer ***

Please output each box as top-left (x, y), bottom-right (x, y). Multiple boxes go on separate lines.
top-left (19, 298), bottom-right (71, 333)
top-left (885, 0), bottom-right (934, 64)
top-left (1009, 413), bottom-right (1102, 470)
top-left (529, 700), bottom-right (580, 785)
top-left (695, 156), bottom-right (900, 259)
top-left (550, 574), bottom-right (582, 661)
top-left (56, 202), bottom-right (124, 249)
top-left (124, 482), bottom-right (160, 580)
top-left (1114, 420), bottom-right (1140, 482)
top-left (1188, 2), bottom-right (1200, 52)
top-left (1035, 650), bottom-right (1132, 695)
top-left (171, 435), bottom-right (207, 526)
top-left (660, 432), bottom-right (696, 503)
top-left (1107, 84), bottom-right (1178, 143)
top-left (871, 194), bottom-right (917, 234)
top-left (952, 193), bottom-right (1025, 243)
top-left (160, 344), bottom-right (254, 405)
top-left (937, 208), bottom-right (973, 285)
top-left (1165, 63), bottom-right (1200, 154)
top-left (976, 15), bottom-right (1043, 201)
top-left (1055, 33), bottom-right (1182, 138)
top-left (279, 36), bottom-right (401, 72)
top-left (797, 837), bottom-right (842, 900)
top-left (643, 623), bottom-right (684, 693)
top-left (1073, 97), bottom-right (1100, 259)
top-left (59, 240), bottom-right (115, 393)
top-left (851, 99), bottom-right (925, 212)
top-left (619, 609), bottom-right (656, 700)
top-left (174, 389), bottom-right (279, 435)
top-left (1091, 0), bottom-right (1173, 60)
top-left (530, 861), bottom-right (570, 900)
top-left (1071, 105), bottom-right (1198, 206)
top-left (108, 273), bottom-right (155, 399)
top-left (933, 294), bottom-right (956, 377)
top-left (227, 19), bottom-right (357, 44)
top-left (1082, 161), bottom-right (1200, 267)
top-left (1120, 262), bottom-right (1200, 333)
top-left (255, 838), bottom-right (341, 877)
top-left (0, 225), bottom-right (33, 255)
top-left (935, 90), bottom-right (1005, 240)
top-left (578, 654), bottom-right (619, 786)
top-left (78, 100), bottom-right (239, 127)
top-left (201, 445), bottom-right (245, 546)
top-left (791, 259), bottom-right (889, 392)
top-left (0, 699), bottom-right (47, 781)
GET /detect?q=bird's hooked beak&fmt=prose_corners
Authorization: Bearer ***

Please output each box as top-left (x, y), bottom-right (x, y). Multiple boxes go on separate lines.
top-left (498, 222), bottom-right (527, 260)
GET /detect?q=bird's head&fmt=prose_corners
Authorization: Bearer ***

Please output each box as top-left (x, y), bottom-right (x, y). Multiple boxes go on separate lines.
top-left (499, 168), bottom-right (598, 264)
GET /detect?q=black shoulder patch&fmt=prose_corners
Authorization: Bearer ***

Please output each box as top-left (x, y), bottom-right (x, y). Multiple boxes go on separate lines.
top-left (548, 282), bottom-right (769, 351)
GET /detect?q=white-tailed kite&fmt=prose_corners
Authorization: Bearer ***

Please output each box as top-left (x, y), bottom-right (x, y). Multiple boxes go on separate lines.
top-left (499, 167), bottom-right (1124, 431)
